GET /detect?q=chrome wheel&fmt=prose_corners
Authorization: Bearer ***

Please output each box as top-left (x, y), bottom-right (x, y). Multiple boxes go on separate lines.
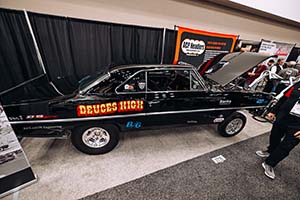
top-left (225, 118), bottom-right (243, 135)
top-left (82, 127), bottom-right (110, 148)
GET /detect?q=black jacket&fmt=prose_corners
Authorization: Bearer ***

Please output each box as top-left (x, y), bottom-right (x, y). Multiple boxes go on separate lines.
top-left (270, 81), bottom-right (300, 129)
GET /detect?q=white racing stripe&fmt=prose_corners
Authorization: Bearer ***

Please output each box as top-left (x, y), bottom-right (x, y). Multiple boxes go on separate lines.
top-left (9, 106), bottom-right (265, 125)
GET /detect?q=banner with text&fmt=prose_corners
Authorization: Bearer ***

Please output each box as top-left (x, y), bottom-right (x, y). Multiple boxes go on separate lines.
top-left (0, 104), bottom-right (36, 198)
top-left (173, 26), bottom-right (238, 67)
top-left (258, 39), bottom-right (295, 61)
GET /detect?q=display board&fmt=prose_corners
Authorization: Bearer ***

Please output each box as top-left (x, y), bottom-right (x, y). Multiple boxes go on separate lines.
top-left (0, 104), bottom-right (36, 198)
top-left (258, 39), bottom-right (295, 61)
top-left (173, 26), bottom-right (238, 67)
top-left (235, 39), bottom-right (261, 52)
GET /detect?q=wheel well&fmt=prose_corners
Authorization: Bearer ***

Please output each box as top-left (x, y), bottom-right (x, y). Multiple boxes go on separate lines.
top-left (71, 122), bottom-right (121, 133)
top-left (235, 110), bottom-right (247, 117)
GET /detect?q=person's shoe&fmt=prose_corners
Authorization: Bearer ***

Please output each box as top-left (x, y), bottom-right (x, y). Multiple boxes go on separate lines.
top-left (262, 162), bottom-right (275, 179)
top-left (256, 150), bottom-right (270, 158)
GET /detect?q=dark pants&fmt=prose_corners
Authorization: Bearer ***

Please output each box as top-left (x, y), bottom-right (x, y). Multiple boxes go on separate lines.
top-left (263, 80), bottom-right (273, 93)
top-left (265, 121), bottom-right (300, 167)
top-left (275, 83), bottom-right (287, 94)
top-left (263, 79), bottom-right (279, 93)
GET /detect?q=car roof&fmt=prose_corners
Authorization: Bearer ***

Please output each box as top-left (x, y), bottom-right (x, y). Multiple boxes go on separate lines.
top-left (79, 64), bottom-right (195, 94)
top-left (109, 64), bottom-right (194, 73)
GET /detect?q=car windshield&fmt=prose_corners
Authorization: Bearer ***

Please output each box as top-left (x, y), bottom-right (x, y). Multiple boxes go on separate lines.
top-left (78, 72), bottom-right (110, 93)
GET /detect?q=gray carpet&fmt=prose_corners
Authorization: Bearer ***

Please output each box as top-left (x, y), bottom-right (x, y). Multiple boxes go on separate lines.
top-left (81, 133), bottom-right (300, 200)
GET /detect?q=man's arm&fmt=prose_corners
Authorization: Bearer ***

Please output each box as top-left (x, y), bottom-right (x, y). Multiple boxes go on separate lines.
top-left (269, 96), bottom-right (287, 115)
top-left (268, 85), bottom-right (295, 115)
top-left (254, 65), bottom-right (267, 77)
top-left (294, 131), bottom-right (300, 139)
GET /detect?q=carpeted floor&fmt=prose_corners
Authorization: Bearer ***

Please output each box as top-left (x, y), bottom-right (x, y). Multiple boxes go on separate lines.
top-left (81, 133), bottom-right (300, 200)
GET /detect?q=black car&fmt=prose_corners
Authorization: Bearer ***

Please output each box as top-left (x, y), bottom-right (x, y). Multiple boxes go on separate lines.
top-left (3, 52), bottom-right (274, 154)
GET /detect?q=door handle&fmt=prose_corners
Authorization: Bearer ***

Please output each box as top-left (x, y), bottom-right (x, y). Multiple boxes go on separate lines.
top-left (148, 100), bottom-right (160, 105)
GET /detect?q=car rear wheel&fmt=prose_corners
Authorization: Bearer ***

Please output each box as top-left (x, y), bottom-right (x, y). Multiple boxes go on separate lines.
top-left (71, 124), bottom-right (119, 155)
top-left (217, 112), bottom-right (246, 137)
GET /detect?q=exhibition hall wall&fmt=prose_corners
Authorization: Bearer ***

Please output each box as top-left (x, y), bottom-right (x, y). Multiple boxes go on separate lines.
top-left (1, 0), bottom-right (300, 45)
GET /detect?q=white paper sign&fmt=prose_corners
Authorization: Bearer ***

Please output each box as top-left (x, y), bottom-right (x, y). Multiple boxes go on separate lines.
top-left (258, 40), bottom-right (295, 61)
top-left (259, 41), bottom-right (277, 55)
top-left (211, 155), bottom-right (226, 164)
top-left (0, 104), bottom-right (36, 198)
top-left (290, 101), bottom-right (300, 118)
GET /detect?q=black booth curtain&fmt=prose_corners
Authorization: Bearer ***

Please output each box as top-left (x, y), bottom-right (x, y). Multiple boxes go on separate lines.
top-left (163, 29), bottom-right (177, 64)
top-left (28, 13), bottom-right (78, 94)
top-left (0, 9), bottom-right (60, 104)
top-left (0, 9), bottom-right (42, 92)
top-left (29, 12), bottom-right (166, 93)
top-left (0, 8), bottom-right (178, 103)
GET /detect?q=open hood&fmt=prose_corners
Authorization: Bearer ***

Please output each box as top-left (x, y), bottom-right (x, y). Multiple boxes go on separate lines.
top-left (204, 52), bottom-right (277, 86)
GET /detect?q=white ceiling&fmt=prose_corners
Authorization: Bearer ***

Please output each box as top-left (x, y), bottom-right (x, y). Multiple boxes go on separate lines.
top-left (229, 0), bottom-right (300, 22)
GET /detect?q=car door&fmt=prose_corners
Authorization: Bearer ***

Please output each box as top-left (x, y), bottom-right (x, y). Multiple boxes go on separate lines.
top-left (181, 69), bottom-right (238, 124)
top-left (144, 69), bottom-right (179, 127)
top-left (144, 68), bottom-right (206, 127)
top-left (115, 70), bottom-right (147, 130)
top-left (144, 68), bottom-right (227, 127)
top-left (160, 68), bottom-right (217, 125)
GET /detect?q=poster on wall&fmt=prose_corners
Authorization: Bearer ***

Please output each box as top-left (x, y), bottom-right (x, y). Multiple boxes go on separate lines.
top-left (0, 104), bottom-right (37, 198)
top-left (258, 39), bottom-right (296, 61)
top-left (173, 26), bottom-right (238, 67)
top-left (235, 39), bottom-right (261, 52)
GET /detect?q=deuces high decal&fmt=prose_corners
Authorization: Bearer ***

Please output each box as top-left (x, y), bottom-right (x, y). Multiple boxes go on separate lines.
top-left (77, 100), bottom-right (144, 117)
top-left (118, 100), bottom-right (144, 112)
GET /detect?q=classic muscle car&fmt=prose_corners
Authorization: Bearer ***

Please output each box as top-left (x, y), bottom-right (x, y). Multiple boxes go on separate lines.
top-left (2, 52), bottom-right (274, 154)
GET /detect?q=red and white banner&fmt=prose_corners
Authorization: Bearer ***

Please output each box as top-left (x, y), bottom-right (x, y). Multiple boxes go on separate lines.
top-left (258, 39), bottom-right (295, 61)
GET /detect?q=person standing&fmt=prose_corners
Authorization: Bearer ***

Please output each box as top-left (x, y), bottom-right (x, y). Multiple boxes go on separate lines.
top-left (244, 60), bottom-right (275, 88)
top-left (295, 60), bottom-right (300, 72)
top-left (244, 64), bottom-right (267, 88)
top-left (275, 61), bottom-right (299, 94)
top-left (256, 81), bottom-right (300, 179)
top-left (263, 58), bottom-right (285, 93)
top-left (266, 59), bottom-right (276, 71)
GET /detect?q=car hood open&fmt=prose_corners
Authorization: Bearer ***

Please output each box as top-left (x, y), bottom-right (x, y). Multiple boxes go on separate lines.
top-left (204, 52), bottom-right (277, 86)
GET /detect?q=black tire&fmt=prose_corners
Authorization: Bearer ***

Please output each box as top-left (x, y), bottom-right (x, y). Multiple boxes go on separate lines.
top-left (217, 112), bottom-right (247, 137)
top-left (71, 124), bottom-right (119, 155)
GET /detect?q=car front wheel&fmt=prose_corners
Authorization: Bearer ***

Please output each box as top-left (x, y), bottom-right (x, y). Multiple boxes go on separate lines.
top-left (71, 124), bottom-right (119, 155)
top-left (217, 112), bottom-right (246, 137)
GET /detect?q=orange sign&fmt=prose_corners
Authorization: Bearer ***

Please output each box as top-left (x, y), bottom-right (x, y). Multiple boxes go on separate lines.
top-left (77, 100), bottom-right (144, 117)
top-left (173, 26), bottom-right (238, 67)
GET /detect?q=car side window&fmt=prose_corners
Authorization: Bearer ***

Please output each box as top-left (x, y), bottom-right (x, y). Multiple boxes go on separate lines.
top-left (190, 71), bottom-right (204, 90)
top-left (147, 69), bottom-right (191, 91)
top-left (89, 74), bottom-right (121, 94)
top-left (116, 71), bottom-right (146, 93)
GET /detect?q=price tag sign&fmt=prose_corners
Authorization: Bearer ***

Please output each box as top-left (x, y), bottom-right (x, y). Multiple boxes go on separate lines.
top-left (211, 155), bottom-right (226, 164)
top-left (0, 104), bottom-right (37, 198)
